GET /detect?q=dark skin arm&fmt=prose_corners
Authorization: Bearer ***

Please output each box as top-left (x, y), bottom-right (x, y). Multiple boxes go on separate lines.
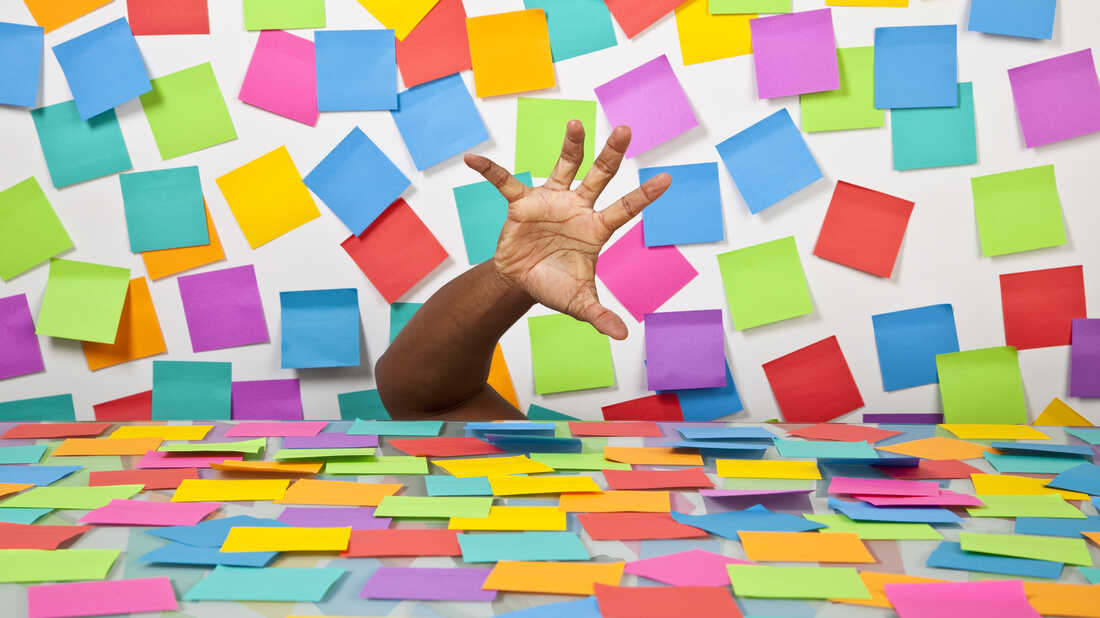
top-left (375, 122), bottom-right (672, 420)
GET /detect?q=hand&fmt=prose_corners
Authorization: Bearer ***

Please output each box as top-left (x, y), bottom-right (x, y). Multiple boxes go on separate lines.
top-left (464, 121), bottom-right (671, 341)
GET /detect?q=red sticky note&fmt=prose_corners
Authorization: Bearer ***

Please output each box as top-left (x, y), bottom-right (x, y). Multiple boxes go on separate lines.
top-left (604, 0), bottom-right (686, 38)
top-left (785, 423), bottom-right (901, 444)
top-left (813, 181), bottom-right (914, 278)
top-left (0, 522), bottom-right (91, 550)
top-left (342, 199), bottom-right (448, 304)
top-left (127, 0), bottom-right (210, 35)
top-left (1000, 265), bottom-right (1086, 350)
top-left (396, 0), bottom-right (471, 88)
top-left (578, 512), bottom-right (706, 541)
top-left (882, 459), bottom-right (983, 480)
top-left (763, 336), bottom-right (864, 422)
top-left (2, 422), bottom-right (112, 439)
top-left (27, 577), bottom-right (177, 618)
top-left (388, 437), bottom-right (503, 457)
top-left (603, 468), bottom-right (714, 491)
top-left (569, 421), bottom-right (663, 437)
top-left (343, 529), bottom-right (461, 557)
top-left (92, 390), bottom-right (152, 421)
top-left (594, 583), bottom-right (743, 618)
top-left (601, 394), bottom-right (683, 421)
top-left (88, 469), bottom-right (199, 490)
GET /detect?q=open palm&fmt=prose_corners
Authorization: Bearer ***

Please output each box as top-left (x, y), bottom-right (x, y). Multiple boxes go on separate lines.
top-left (464, 122), bottom-right (671, 340)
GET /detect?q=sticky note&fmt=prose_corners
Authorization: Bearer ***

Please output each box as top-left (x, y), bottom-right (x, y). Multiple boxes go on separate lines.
top-left (119, 166), bottom-right (207, 252)
top-left (483, 561), bottom-right (624, 595)
top-left (644, 309), bottom-right (725, 390)
top-left (763, 336), bottom-right (863, 422)
top-left (151, 360), bottom-right (231, 421)
top-left (489, 475), bottom-right (600, 496)
top-left (961, 532), bottom-right (1092, 566)
top-left (830, 571), bottom-right (945, 608)
top-left (1020, 517), bottom-right (1100, 537)
top-left (36, 258), bottom-right (130, 344)
top-left (729, 565), bottom-right (869, 599)
top-left (278, 479), bottom-right (399, 506)
top-left (711, 0), bottom-right (789, 12)
top-left (141, 204), bottom-right (225, 279)
top-left (4, 422), bottom-right (109, 440)
top-left (239, 30), bottom-right (318, 125)
top-left (336, 391), bottom-right (388, 421)
top-left (1071, 319), bottom-right (1100, 397)
top-left (717, 109), bottom-right (822, 213)
top-left (872, 304), bottom-right (959, 391)
top-left (88, 468), bottom-right (197, 490)
top-left (305, 128), bottom-right (409, 235)
top-left (524, 0), bottom-right (616, 62)
top-left (877, 436), bottom-right (990, 461)
top-left (0, 178), bottom-right (71, 283)
top-left (357, 0), bottom-right (439, 40)
top-left (375, 496), bottom-right (491, 519)
top-left (968, 0), bottom-right (1055, 39)
top-left (315, 29), bottom-right (395, 111)
top-left (602, 584), bottom-right (742, 618)
top-left (243, 0), bottom-right (324, 30)
top-left (751, 9), bottom-right (838, 98)
top-left (530, 453), bottom-right (631, 471)
top-left (968, 494), bottom-right (1085, 519)
top-left (674, 0), bottom-right (752, 65)
top-left (1024, 581), bottom-right (1100, 616)
top-left (625, 549), bottom-right (749, 587)
top-left (324, 456), bottom-right (428, 475)
top-left (360, 566), bottom-right (496, 602)
top-left (278, 506), bottom-right (390, 530)
top-left (559, 490), bottom-right (670, 513)
top-left (184, 565), bottom-right (344, 602)
top-left (342, 199), bottom-right (448, 303)
top-left (932, 540), bottom-right (1065, 578)
top-left (344, 528), bottom-right (459, 556)
top-left (158, 438), bottom-right (265, 454)
top-left (827, 0), bottom-right (907, 4)
top-left (739, 531), bottom-right (874, 562)
top-left (0, 393), bottom-right (75, 423)
top-left (454, 173), bottom-right (534, 264)
top-left (172, 479), bottom-right (288, 503)
top-left (807, 513), bottom-right (942, 540)
top-left (81, 499), bottom-right (217, 527)
top-left (0, 295), bottom-right (44, 380)
top-left (0, 445), bottom-right (46, 465)
top-left (279, 288), bottom-right (360, 368)
top-left (1009, 49), bottom-right (1100, 148)
top-left (1048, 462), bottom-right (1100, 497)
top-left (814, 181), bottom-right (913, 277)
top-left (52, 437), bottom-right (162, 457)
top-left (127, 0), bottom-right (210, 35)
top-left (139, 62), bottom-right (237, 160)
top-left (638, 163), bottom-right (723, 246)
top-left (224, 421), bottom-right (325, 438)
top-left (349, 419), bottom-right (441, 436)
top-left (774, 439), bottom-right (877, 459)
top-left (717, 459), bottom-right (820, 479)
top-left (450, 505), bottom-right (566, 531)
top-left (528, 313), bottom-right (614, 394)
top-left (1, 485), bottom-right (141, 509)
top-left (604, 447), bottom-right (703, 466)
top-left (830, 497), bottom-right (961, 524)
top-left (596, 222), bottom-right (698, 322)
top-left (216, 146), bottom-right (320, 248)
top-left (389, 437), bottom-right (500, 457)
top-left (936, 346), bottom-right (1027, 424)
top-left (671, 507), bottom-right (823, 539)
top-left (1001, 265), bottom-right (1086, 352)
top-left (515, 97), bottom-right (595, 178)
top-left (874, 25), bottom-right (957, 108)
top-left (595, 55), bottom-right (697, 157)
top-left (892, 81), bottom-right (977, 170)
top-left (0, 22), bottom-right (42, 106)
top-left (434, 454), bottom-right (553, 478)
top-left (231, 379), bottom-right (302, 420)
top-left (1035, 396), bottom-right (1092, 425)
top-left (141, 543), bottom-right (274, 567)
top-left (426, 476), bottom-right (491, 497)
top-left (801, 46), bottom-right (882, 132)
top-left (467, 9), bottom-right (554, 97)
top-left (886, 580), bottom-right (1040, 618)
top-left (52, 18), bottom-right (151, 120)
top-left (985, 452), bottom-right (1084, 475)
top-left (601, 394), bottom-right (683, 421)
top-left (972, 165), bottom-right (1066, 257)
top-left (0, 521), bottom-right (89, 550)
top-left (663, 361), bottom-right (743, 421)
top-left (0, 549), bottom-right (118, 583)
top-left (603, 0), bottom-right (683, 38)
top-left (177, 265), bottom-right (268, 352)
top-left (390, 73), bottom-right (488, 170)
top-left (459, 531), bottom-right (588, 562)
top-left (0, 464), bottom-right (78, 486)
top-left (81, 277), bottom-right (166, 371)
top-left (395, 0), bottom-right (470, 87)
top-left (1067, 428), bottom-right (1100, 445)
top-left (111, 424), bottom-right (210, 440)
top-left (149, 515), bottom-right (286, 547)
top-left (31, 101), bottom-right (131, 188)
top-left (220, 526), bottom-right (349, 552)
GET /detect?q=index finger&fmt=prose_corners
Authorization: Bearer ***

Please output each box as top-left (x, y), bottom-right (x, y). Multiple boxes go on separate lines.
top-left (464, 153), bottom-right (528, 202)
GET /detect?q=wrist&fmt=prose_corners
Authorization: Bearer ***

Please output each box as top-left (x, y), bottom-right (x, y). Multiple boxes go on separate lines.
top-left (487, 260), bottom-right (534, 307)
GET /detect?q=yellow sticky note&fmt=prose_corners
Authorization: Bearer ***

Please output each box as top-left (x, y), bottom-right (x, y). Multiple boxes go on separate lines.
top-left (449, 506), bottom-right (567, 531)
top-left (483, 561), bottom-right (625, 595)
top-left (970, 473), bottom-right (1089, 501)
top-left (52, 437), bottom-right (163, 457)
top-left (831, 572), bottom-right (945, 608)
top-left (603, 447), bottom-right (703, 466)
top-left (82, 277), bottom-right (167, 371)
top-left (1034, 398), bottom-right (1092, 426)
top-left (172, 479), bottom-right (290, 502)
top-left (215, 146), bottom-right (320, 249)
top-left (940, 424), bottom-right (1050, 440)
top-left (716, 459), bottom-right (822, 479)
top-left (675, 0), bottom-right (753, 65)
top-left (277, 479), bottom-right (402, 506)
top-left (558, 490), bottom-right (670, 513)
top-left (434, 455), bottom-right (554, 478)
top-left (220, 526), bottom-right (351, 552)
top-left (489, 475), bottom-right (601, 496)
top-left (875, 436), bottom-right (992, 461)
top-left (826, 0), bottom-right (907, 6)
top-left (488, 343), bottom-right (520, 409)
top-left (109, 425), bottom-right (212, 441)
top-left (210, 460), bottom-right (323, 475)
top-left (466, 10), bottom-right (555, 98)
top-left (357, 0), bottom-right (439, 40)
top-left (23, 0), bottom-right (112, 33)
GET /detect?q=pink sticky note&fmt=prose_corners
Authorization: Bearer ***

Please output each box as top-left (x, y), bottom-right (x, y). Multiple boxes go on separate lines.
top-left (750, 9), bottom-right (839, 99)
top-left (885, 580), bottom-right (1040, 618)
top-left (1008, 49), bottom-right (1100, 148)
top-left (80, 499), bottom-right (219, 526)
top-left (239, 30), bottom-right (319, 126)
top-left (596, 222), bottom-right (698, 322)
top-left (137, 451), bottom-right (243, 469)
top-left (28, 577), bottom-right (178, 618)
top-left (827, 476), bottom-right (938, 497)
top-left (223, 421), bottom-right (327, 437)
top-left (855, 490), bottom-right (983, 507)
top-left (625, 549), bottom-right (751, 587)
top-left (594, 55), bottom-right (698, 158)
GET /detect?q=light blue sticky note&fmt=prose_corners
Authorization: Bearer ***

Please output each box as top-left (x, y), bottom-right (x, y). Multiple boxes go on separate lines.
top-left (670, 506), bottom-right (825, 540)
top-left (523, 0), bottom-right (616, 62)
top-left (305, 127), bottom-right (409, 235)
top-left (872, 304), bottom-right (960, 391)
top-left (661, 361), bottom-right (744, 421)
top-left (968, 0), bottom-right (1055, 40)
top-left (465, 422), bottom-right (556, 438)
top-left (638, 163), bottom-right (724, 246)
top-left (677, 426), bottom-right (774, 441)
top-left (280, 289), bottom-right (360, 369)
top-left (0, 465), bottom-right (80, 486)
top-left (391, 73), bottom-right (489, 170)
top-left (454, 172), bottom-right (534, 264)
top-left (527, 404), bottom-right (578, 421)
top-left (498, 596), bottom-right (601, 618)
top-left (484, 434), bottom-right (582, 453)
top-left (30, 101), bottom-right (132, 189)
top-left (151, 360), bottom-right (231, 420)
top-left (315, 29), bottom-right (397, 111)
top-left (1067, 428), bottom-right (1100, 445)
top-left (0, 444), bottom-right (47, 464)
top-left (716, 108), bottom-right (822, 213)
top-left (388, 302), bottom-right (422, 344)
top-left (1015, 516), bottom-right (1100, 538)
top-left (51, 18), bottom-right (151, 120)
top-left (337, 389), bottom-right (389, 420)
top-left (984, 451), bottom-right (1087, 475)
top-left (874, 25), bottom-right (958, 109)
top-left (1081, 567), bottom-right (1100, 585)
top-left (184, 565), bottom-right (345, 602)
top-left (348, 419), bottom-right (443, 436)
top-left (1048, 463), bottom-right (1100, 496)
top-left (119, 166), bottom-right (207, 252)
top-left (774, 439), bottom-right (878, 459)
top-left (458, 531), bottom-right (590, 562)
top-left (141, 543), bottom-right (276, 567)
top-left (829, 497), bottom-right (961, 524)
top-left (148, 516), bottom-right (288, 548)
top-left (425, 476), bottom-right (493, 497)
top-left (0, 394), bottom-right (75, 422)
top-left (0, 22), bottom-right (43, 107)
top-left (927, 541), bottom-right (1062, 579)
top-left (990, 441), bottom-right (1093, 459)
top-left (0, 508), bottom-right (52, 524)
top-left (891, 82), bottom-right (977, 171)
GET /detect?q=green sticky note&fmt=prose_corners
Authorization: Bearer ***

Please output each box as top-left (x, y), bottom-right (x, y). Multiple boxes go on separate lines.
top-left (0, 508), bottom-right (52, 524)
top-left (139, 62), bottom-right (238, 160)
top-left (42, 454), bottom-right (122, 487)
top-left (0, 484), bottom-right (142, 509)
top-left (0, 549), bottom-right (120, 583)
top-left (528, 313), bottom-right (615, 394)
top-left (152, 360), bottom-right (232, 420)
top-left (530, 452), bottom-right (632, 471)
top-left (458, 531), bottom-right (590, 562)
top-left (967, 494), bottom-right (1085, 519)
top-left (801, 47), bottom-right (883, 132)
top-left (274, 448), bottom-right (375, 460)
top-left (184, 565), bottom-right (345, 602)
top-left (348, 419), bottom-right (442, 436)
top-left (936, 346), bottom-right (1027, 424)
top-left (527, 404), bottom-right (579, 421)
top-left (0, 394), bottom-right (75, 422)
top-left (388, 302), bottom-right (423, 343)
top-left (728, 565), bottom-right (871, 599)
top-left (971, 164), bottom-right (1065, 257)
top-left (324, 456), bottom-right (428, 475)
top-left (454, 172), bottom-right (534, 264)
top-left (710, 0), bottom-right (791, 13)
top-left (30, 101), bottom-right (132, 189)
top-left (242, 0), bottom-right (325, 30)
top-left (374, 496), bottom-right (493, 519)
top-left (119, 166), bottom-right (209, 253)
top-left (891, 82), bottom-right (977, 171)
top-left (983, 451), bottom-right (1085, 475)
top-left (0, 177), bottom-right (73, 281)
top-left (724, 477), bottom-right (816, 490)
top-left (523, 0), bottom-right (617, 62)
top-left (515, 98), bottom-right (597, 178)
top-left (717, 236), bottom-right (813, 330)
top-left (36, 259), bottom-right (130, 343)
top-left (805, 513), bottom-right (943, 540)
top-left (960, 532), bottom-right (1092, 566)
top-left (159, 438), bottom-right (266, 454)
top-left (337, 389), bottom-right (390, 420)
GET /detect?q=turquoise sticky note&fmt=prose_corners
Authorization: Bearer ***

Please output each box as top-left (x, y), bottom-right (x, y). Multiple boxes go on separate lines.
top-left (0, 508), bottom-right (51, 524)
top-left (280, 289), bottom-right (360, 369)
top-left (31, 100), bottom-right (132, 188)
top-left (52, 18), bottom-right (151, 120)
top-left (184, 565), bottom-right (345, 602)
top-left (119, 166), bottom-right (208, 252)
top-left (773, 439), bottom-right (878, 459)
top-left (348, 420), bottom-right (442, 436)
top-left (337, 389), bottom-right (389, 420)
top-left (639, 163), bottom-right (724, 246)
top-left (315, 29), bottom-right (397, 111)
top-left (453, 172), bottom-right (533, 264)
top-left (458, 531), bottom-right (590, 562)
top-left (984, 452), bottom-right (1087, 475)
top-left (526, 404), bottom-right (579, 421)
top-left (425, 476), bottom-right (493, 497)
top-left (0, 394), bottom-right (75, 422)
top-left (152, 360), bottom-right (231, 420)
top-left (523, 0), bottom-right (617, 62)
top-left (389, 302), bottom-right (422, 343)
top-left (891, 82), bottom-right (977, 171)
top-left (0, 445), bottom-right (47, 464)
top-left (0, 22), bottom-right (43, 107)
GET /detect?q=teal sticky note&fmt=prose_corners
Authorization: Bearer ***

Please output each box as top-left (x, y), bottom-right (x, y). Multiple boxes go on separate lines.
top-left (152, 360), bottom-right (231, 420)
top-left (30, 100), bottom-right (132, 189)
top-left (0, 394), bottom-right (75, 422)
top-left (526, 404), bottom-right (579, 421)
top-left (425, 476), bottom-right (493, 497)
top-left (523, 0), bottom-right (616, 62)
top-left (388, 302), bottom-right (422, 343)
top-left (348, 420), bottom-right (442, 436)
top-left (453, 172), bottom-right (533, 265)
top-left (184, 565), bottom-right (345, 602)
top-left (336, 389), bottom-right (389, 420)
top-left (119, 166), bottom-right (208, 252)
top-left (0, 508), bottom-right (52, 524)
top-left (773, 439), bottom-right (879, 459)
top-left (891, 82), bottom-right (977, 171)
top-left (0, 445), bottom-right (47, 464)
top-left (984, 451), bottom-right (1088, 475)
top-left (458, 531), bottom-right (590, 562)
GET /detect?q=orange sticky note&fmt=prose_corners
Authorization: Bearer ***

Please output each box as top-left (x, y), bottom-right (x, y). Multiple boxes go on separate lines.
top-left (1084, 532), bottom-right (1099, 546)
top-left (875, 436), bottom-right (992, 460)
top-left (0, 484), bottom-right (33, 499)
top-left (52, 437), bottom-right (163, 456)
top-left (739, 531), bottom-right (875, 563)
top-left (603, 447), bottom-right (704, 466)
top-left (141, 204), bottom-right (225, 280)
top-left (466, 10), bottom-right (555, 97)
top-left (277, 479), bottom-right (402, 506)
top-left (210, 460), bottom-right (323, 475)
top-left (558, 490), bottom-right (670, 513)
top-left (23, 0), bottom-right (112, 33)
top-left (482, 561), bottom-right (625, 595)
top-left (831, 571), bottom-right (945, 608)
top-left (82, 277), bottom-right (166, 371)
top-left (488, 343), bottom-right (519, 409)
top-left (220, 526), bottom-right (351, 552)
top-left (1024, 582), bottom-right (1100, 618)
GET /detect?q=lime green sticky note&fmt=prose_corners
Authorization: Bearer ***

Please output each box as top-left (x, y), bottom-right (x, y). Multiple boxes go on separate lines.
top-left (0, 549), bottom-right (120, 583)
top-left (528, 314), bottom-right (615, 394)
top-left (529, 452), bottom-right (632, 471)
top-left (374, 496), bottom-right (493, 519)
top-left (0, 484), bottom-right (142, 509)
top-left (805, 513), bottom-right (943, 540)
top-left (274, 448), bottom-right (375, 460)
top-left (960, 532), bottom-right (1093, 566)
top-left (0, 177), bottom-right (73, 281)
top-left (324, 456), bottom-right (428, 475)
top-left (717, 236), bottom-right (813, 330)
top-left (710, 0), bottom-right (791, 13)
top-left (971, 164), bottom-right (1065, 257)
top-left (728, 565), bottom-right (871, 599)
top-left (159, 438), bottom-right (266, 454)
top-left (515, 98), bottom-right (597, 179)
top-left (724, 478), bottom-right (816, 490)
top-left (139, 62), bottom-right (238, 160)
top-left (801, 47), bottom-right (883, 132)
top-left (936, 346), bottom-right (1027, 424)
top-left (242, 0), bottom-right (325, 30)
top-left (967, 494), bottom-right (1086, 519)
top-left (35, 258), bottom-right (130, 343)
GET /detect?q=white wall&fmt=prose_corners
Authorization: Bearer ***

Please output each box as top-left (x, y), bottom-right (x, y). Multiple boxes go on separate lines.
top-left (1, 0), bottom-right (1098, 422)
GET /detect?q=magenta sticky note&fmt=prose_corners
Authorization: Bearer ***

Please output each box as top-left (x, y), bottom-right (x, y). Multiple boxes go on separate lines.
top-left (596, 222), bottom-right (698, 322)
top-left (885, 580), bottom-right (1040, 618)
top-left (625, 549), bottom-right (751, 587)
top-left (360, 566), bottom-right (496, 602)
top-left (644, 309), bottom-right (725, 390)
top-left (177, 264), bottom-right (269, 353)
top-left (223, 421), bottom-right (327, 438)
top-left (231, 379), bottom-right (303, 420)
top-left (80, 499), bottom-right (219, 526)
top-left (28, 577), bottom-right (177, 618)
top-left (594, 55), bottom-right (698, 157)
top-left (856, 490), bottom-right (983, 507)
top-left (239, 30), bottom-right (319, 126)
top-left (0, 293), bottom-right (45, 380)
top-left (827, 476), bottom-right (938, 497)
top-left (750, 9), bottom-right (839, 99)
top-left (1008, 49), bottom-right (1100, 148)
top-left (137, 451), bottom-right (243, 469)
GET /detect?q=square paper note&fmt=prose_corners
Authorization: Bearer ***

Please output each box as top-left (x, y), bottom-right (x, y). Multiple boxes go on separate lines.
top-left (674, 0), bottom-right (753, 66)
top-left (36, 259), bottom-right (130, 344)
top-left (281, 289), bottom-right (361, 369)
top-left (524, 0), bottom-right (616, 62)
top-left (31, 101), bottom-right (132, 188)
top-left (1070, 319), bottom-right (1100, 397)
top-left (763, 336), bottom-right (864, 422)
top-left (801, 46), bottom-right (883, 132)
top-left (390, 74), bottom-right (489, 171)
top-left (813, 180), bottom-right (913, 278)
top-left (467, 9), bottom-right (555, 97)
top-left (395, 0), bottom-right (470, 88)
top-left (0, 177), bottom-right (72, 281)
top-left (315, 29), bottom-right (397, 111)
top-left (604, 0), bottom-right (684, 38)
top-left (645, 310), bottom-right (726, 390)
top-left (717, 236), bottom-right (813, 330)
top-left (936, 346), bottom-right (1027, 424)
top-left (23, 0), bottom-right (112, 33)
top-left (529, 313), bottom-right (614, 394)
top-left (128, 0), bottom-right (210, 35)
top-left (872, 304), bottom-right (959, 391)
top-left (595, 222), bottom-right (698, 322)
top-left (243, 0), bottom-right (325, 30)
top-left (216, 146), bottom-right (320, 249)
top-left (874, 25), bottom-right (958, 109)
top-left (82, 277), bottom-right (167, 371)
top-left (891, 82), bottom-right (977, 170)
top-left (716, 108), bottom-right (822, 213)
top-left (639, 163), bottom-right (724, 247)
top-left (119, 167), bottom-right (208, 252)
top-left (0, 294), bottom-right (45, 380)
top-left (139, 62), bottom-right (237, 160)
top-left (1000, 266), bottom-right (1086, 350)
top-left (515, 97), bottom-right (596, 179)
top-left (1008, 49), bottom-right (1100, 148)
top-left (0, 22), bottom-right (43, 107)
top-left (972, 165), bottom-right (1065, 257)
top-left (232, 379), bottom-right (303, 420)
top-left (177, 265), bottom-right (270, 352)
top-left (750, 8), bottom-right (839, 98)
top-left (454, 172), bottom-right (534, 265)
top-left (342, 199), bottom-right (448, 304)
top-left (595, 55), bottom-right (698, 158)
top-left (141, 205), bottom-right (225, 280)
top-left (52, 18), bottom-right (151, 120)
top-left (152, 360), bottom-right (231, 420)
top-left (968, 0), bottom-right (1055, 40)
top-left (239, 30), bottom-right (318, 126)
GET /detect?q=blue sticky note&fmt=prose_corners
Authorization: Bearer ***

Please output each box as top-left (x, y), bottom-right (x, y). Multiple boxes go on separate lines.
top-left (148, 516), bottom-right (288, 548)
top-left (1067, 428), bottom-right (1100, 445)
top-left (0, 22), bottom-right (43, 107)
top-left (315, 29), bottom-right (397, 111)
top-left (968, 0), bottom-right (1055, 40)
top-left (0, 508), bottom-right (52, 524)
top-left (774, 439), bottom-right (879, 459)
top-left (523, 0), bottom-right (616, 62)
top-left (927, 541), bottom-right (1063, 579)
top-left (677, 426), bottom-right (774, 441)
top-left (990, 441), bottom-right (1093, 459)
top-left (666, 440), bottom-right (768, 456)
top-left (0, 444), bottom-right (47, 464)
top-left (891, 82), bottom-right (977, 171)
top-left (183, 565), bottom-right (345, 602)
top-left (31, 100), bottom-right (132, 188)
top-left (425, 476), bottom-right (493, 497)
top-left (0, 393), bottom-right (75, 422)
top-left (348, 419), bottom-right (443, 436)
top-left (465, 422), bottom-right (556, 438)
top-left (638, 163), bottom-right (724, 246)
top-left (337, 389), bottom-right (390, 420)
top-left (484, 434), bottom-right (582, 453)
top-left (141, 543), bottom-right (277, 567)
top-left (280, 289), bottom-right (360, 369)
top-left (716, 109), bottom-right (822, 213)
top-left (526, 404), bottom-right (578, 421)
top-left (824, 456), bottom-right (920, 468)
top-left (388, 302), bottom-right (422, 343)
top-left (872, 304), bottom-right (960, 391)
top-left (0, 465), bottom-right (79, 486)
top-left (305, 128), bottom-right (410, 235)
top-left (829, 497), bottom-right (961, 524)
top-left (151, 360), bottom-right (231, 421)
top-left (1047, 463), bottom-right (1100, 496)
top-left (499, 596), bottom-right (601, 618)
top-left (984, 451), bottom-right (1086, 475)
top-left (874, 25), bottom-right (958, 109)
top-left (1015, 516), bottom-right (1100, 538)
top-left (458, 531), bottom-right (590, 562)
top-left (671, 506), bottom-right (826, 540)
top-left (119, 166), bottom-right (208, 252)
top-left (454, 172), bottom-right (534, 264)
top-left (391, 74), bottom-right (489, 170)
top-left (661, 362), bottom-right (744, 421)
top-left (52, 18), bottom-right (151, 120)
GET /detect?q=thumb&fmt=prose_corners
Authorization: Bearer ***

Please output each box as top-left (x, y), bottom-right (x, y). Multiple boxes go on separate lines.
top-left (574, 292), bottom-right (629, 340)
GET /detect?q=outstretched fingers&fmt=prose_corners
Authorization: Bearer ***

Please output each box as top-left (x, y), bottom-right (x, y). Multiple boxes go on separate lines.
top-left (599, 172), bottom-right (672, 233)
top-left (544, 120), bottom-right (586, 191)
top-left (464, 153), bottom-right (528, 202)
top-left (575, 126), bottom-right (632, 203)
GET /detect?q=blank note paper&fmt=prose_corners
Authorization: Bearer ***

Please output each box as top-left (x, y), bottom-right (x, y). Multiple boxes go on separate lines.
top-left (596, 222), bottom-right (698, 322)
top-left (936, 346), bottom-right (1027, 424)
top-left (716, 109), bottom-right (822, 213)
top-left (390, 74), bottom-right (489, 170)
top-left (52, 18), bottom-right (151, 120)
top-left (128, 0), bottom-right (209, 35)
top-left (717, 236), bottom-right (812, 330)
top-left (1000, 265), bottom-right (1085, 350)
top-left (215, 146), bottom-right (320, 249)
top-left (750, 9), bottom-right (839, 98)
top-left (0, 294), bottom-right (44, 381)
top-left (177, 265), bottom-right (269, 352)
top-left (315, 29), bottom-right (396, 111)
top-left (232, 379), bottom-right (303, 420)
top-left (515, 97), bottom-right (596, 178)
top-left (645, 310), bottom-right (726, 391)
top-left (238, 30), bottom-right (318, 126)
top-left (813, 180), bottom-right (913, 278)
top-left (972, 165), bottom-right (1065, 257)
top-left (763, 335), bottom-right (864, 422)
top-left (1071, 319), bottom-right (1100, 397)
top-left (0, 22), bottom-right (43, 107)
top-left (674, 0), bottom-right (752, 66)
top-left (1008, 49), bottom-right (1100, 148)
top-left (341, 199), bottom-right (448, 303)
top-left (139, 62), bottom-right (237, 160)
top-left (454, 173), bottom-right (534, 265)
top-left (281, 289), bottom-right (360, 369)
top-left (119, 166), bottom-right (208, 253)
top-left (594, 55), bottom-right (698, 158)
top-left (872, 304), bottom-right (959, 391)
top-left (891, 82), bottom-right (977, 171)
top-left (0, 177), bottom-right (72, 281)
top-left (152, 360), bottom-right (231, 420)
top-left (82, 277), bottom-right (167, 371)
top-left (801, 47), bottom-right (883, 132)
top-left (529, 314), bottom-right (614, 394)
top-left (243, 0), bottom-right (325, 30)
top-left (395, 0), bottom-right (470, 88)
top-left (36, 259), bottom-right (130, 344)
top-left (639, 163), bottom-right (724, 246)
top-left (467, 9), bottom-right (555, 98)
top-left (969, 0), bottom-right (1055, 40)
top-left (31, 101), bottom-right (131, 189)
top-left (27, 577), bottom-right (177, 618)
top-left (874, 25), bottom-right (958, 109)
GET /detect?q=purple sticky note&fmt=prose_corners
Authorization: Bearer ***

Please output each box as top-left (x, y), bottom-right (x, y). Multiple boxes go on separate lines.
top-left (594, 55), bottom-right (698, 158)
top-left (177, 264), bottom-right (269, 353)
top-left (231, 379), bottom-right (303, 420)
top-left (282, 433), bottom-right (379, 448)
top-left (1071, 319), bottom-right (1100, 397)
top-left (1008, 49), bottom-right (1100, 148)
top-left (278, 506), bottom-right (391, 530)
top-left (596, 222), bottom-right (698, 322)
top-left (750, 9), bottom-right (839, 99)
top-left (644, 310), bottom-right (725, 390)
top-left (0, 294), bottom-right (45, 380)
top-left (360, 567), bottom-right (496, 602)
top-left (239, 30), bottom-right (319, 126)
